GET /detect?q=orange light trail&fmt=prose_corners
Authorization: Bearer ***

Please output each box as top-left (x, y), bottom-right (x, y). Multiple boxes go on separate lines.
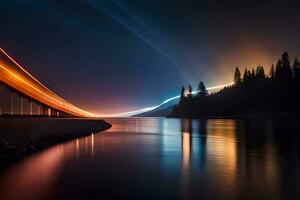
top-left (0, 48), bottom-right (54, 94)
top-left (0, 48), bottom-right (96, 117)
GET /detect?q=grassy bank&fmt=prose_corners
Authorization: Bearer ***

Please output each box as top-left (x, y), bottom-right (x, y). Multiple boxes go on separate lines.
top-left (0, 118), bottom-right (111, 170)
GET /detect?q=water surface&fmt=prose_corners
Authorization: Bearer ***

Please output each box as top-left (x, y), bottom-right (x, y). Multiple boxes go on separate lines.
top-left (0, 117), bottom-right (300, 199)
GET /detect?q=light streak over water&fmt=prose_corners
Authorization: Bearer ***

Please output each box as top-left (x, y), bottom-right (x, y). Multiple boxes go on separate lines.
top-left (0, 48), bottom-right (233, 118)
top-left (99, 82), bottom-right (234, 117)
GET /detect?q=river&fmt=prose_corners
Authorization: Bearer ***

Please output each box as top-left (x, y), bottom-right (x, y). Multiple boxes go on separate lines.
top-left (0, 117), bottom-right (299, 199)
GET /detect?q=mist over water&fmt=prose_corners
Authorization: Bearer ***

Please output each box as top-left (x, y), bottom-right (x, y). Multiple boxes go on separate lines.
top-left (0, 117), bottom-right (299, 199)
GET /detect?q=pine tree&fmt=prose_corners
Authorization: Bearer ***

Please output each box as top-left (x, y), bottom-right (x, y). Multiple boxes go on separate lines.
top-left (179, 86), bottom-right (186, 106)
top-left (243, 68), bottom-right (247, 81)
top-left (293, 57), bottom-right (300, 80)
top-left (180, 86), bottom-right (185, 98)
top-left (251, 68), bottom-right (256, 79)
top-left (234, 67), bottom-right (242, 85)
top-left (187, 84), bottom-right (193, 98)
top-left (269, 64), bottom-right (275, 79)
top-left (275, 59), bottom-right (283, 80)
top-left (281, 52), bottom-right (293, 80)
top-left (247, 70), bottom-right (251, 81)
top-left (243, 68), bottom-right (250, 82)
top-left (197, 81), bottom-right (208, 97)
top-left (256, 65), bottom-right (265, 79)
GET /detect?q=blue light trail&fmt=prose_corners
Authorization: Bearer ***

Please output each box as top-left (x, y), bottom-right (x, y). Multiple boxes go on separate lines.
top-left (99, 82), bottom-right (234, 117)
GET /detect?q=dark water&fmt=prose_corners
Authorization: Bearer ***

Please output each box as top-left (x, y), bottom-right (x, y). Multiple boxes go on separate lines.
top-left (0, 118), bottom-right (300, 200)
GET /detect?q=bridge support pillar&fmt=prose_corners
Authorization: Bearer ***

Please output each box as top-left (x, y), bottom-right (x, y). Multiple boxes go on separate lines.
top-left (38, 104), bottom-right (41, 116)
top-left (43, 106), bottom-right (47, 116)
top-left (20, 96), bottom-right (23, 116)
top-left (29, 100), bottom-right (33, 115)
top-left (47, 108), bottom-right (51, 117)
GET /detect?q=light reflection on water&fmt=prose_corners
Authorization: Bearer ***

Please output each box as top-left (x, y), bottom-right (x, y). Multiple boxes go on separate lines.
top-left (0, 117), bottom-right (300, 199)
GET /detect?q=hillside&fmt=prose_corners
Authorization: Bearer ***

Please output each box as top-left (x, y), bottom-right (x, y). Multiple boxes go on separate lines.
top-left (170, 52), bottom-right (300, 118)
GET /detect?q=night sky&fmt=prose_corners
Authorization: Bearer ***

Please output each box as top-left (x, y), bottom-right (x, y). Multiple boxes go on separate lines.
top-left (1, 0), bottom-right (300, 114)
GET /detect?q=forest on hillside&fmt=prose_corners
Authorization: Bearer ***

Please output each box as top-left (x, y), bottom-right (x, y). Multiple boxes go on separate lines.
top-left (170, 52), bottom-right (300, 118)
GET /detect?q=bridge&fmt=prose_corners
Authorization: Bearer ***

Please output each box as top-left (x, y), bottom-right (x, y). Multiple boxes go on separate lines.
top-left (0, 48), bottom-right (96, 118)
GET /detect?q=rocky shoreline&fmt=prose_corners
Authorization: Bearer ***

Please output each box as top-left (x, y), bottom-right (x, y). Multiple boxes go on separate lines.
top-left (0, 118), bottom-right (111, 170)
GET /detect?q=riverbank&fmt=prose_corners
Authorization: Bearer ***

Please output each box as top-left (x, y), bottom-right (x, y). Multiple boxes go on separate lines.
top-left (0, 118), bottom-right (111, 170)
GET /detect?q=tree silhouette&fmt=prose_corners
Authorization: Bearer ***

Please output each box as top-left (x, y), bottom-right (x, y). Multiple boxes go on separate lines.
top-left (187, 84), bottom-right (193, 98)
top-left (256, 65), bottom-right (265, 79)
top-left (234, 67), bottom-right (242, 85)
top-left (251, 68), bottom-right (256, 79)
top-left (197, 81), bottom-right (208, 97)
top-left (275, 59), bottom-right (283, 80)
top-left (293, 57), bottom-right (300, 80)
top-left (269, 64), bottom-right (275, 79)
top-left (179, 86), bottom-right (185, 104)
top-left (243, 68), bottom-right (251, 82)
top-left (281, 52), bottom-right (293, 80)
